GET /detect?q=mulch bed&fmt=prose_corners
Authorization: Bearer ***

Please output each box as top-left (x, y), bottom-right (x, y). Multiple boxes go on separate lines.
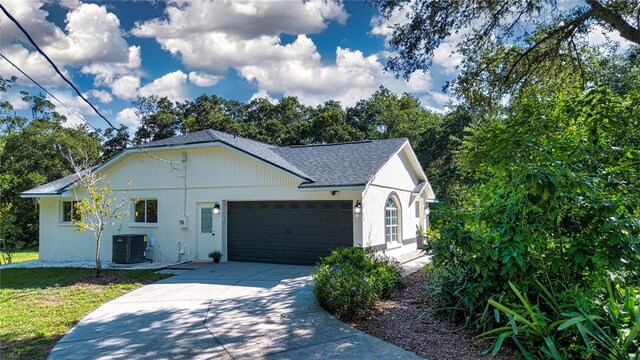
top-left (347, 270), bottom-right (518, 360)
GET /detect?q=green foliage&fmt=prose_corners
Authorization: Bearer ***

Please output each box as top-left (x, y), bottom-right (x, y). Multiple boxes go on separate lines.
top-left (312, 247), bottom-right (403, 318)
top-left (481, 282), bottom-right (575, 359)
top-left (0, 203), bottom-right (20, 265)
top-left (0, 90), bottom-right (102, 247)
top-left (562, 282), bottom-right (640, 359)
top-left (484, 281), bottom-right (640, 359)
top-left (208, 250), bottom-right (222, 261)
top-left (424, 84), bottom-right (640, 355)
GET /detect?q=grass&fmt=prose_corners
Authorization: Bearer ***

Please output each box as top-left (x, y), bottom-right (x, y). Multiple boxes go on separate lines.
top-left (0, 268), bottom-right (171, 360)
top-left (1, 248), bottom-right (39, 264)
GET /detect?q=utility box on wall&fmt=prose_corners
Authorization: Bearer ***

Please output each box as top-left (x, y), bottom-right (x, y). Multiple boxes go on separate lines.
top-left (112, 234), bottom-right (146, 264)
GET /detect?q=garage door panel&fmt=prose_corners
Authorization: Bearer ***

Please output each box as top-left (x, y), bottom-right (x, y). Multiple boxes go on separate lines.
top-left (228, 200), bottom-right (353, 265)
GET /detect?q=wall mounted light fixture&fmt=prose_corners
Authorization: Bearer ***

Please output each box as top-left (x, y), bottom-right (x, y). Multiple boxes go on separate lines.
top-left (354, 201), bottom-right (362, 214)
top-left (213, 202), bottom-right (221, 214)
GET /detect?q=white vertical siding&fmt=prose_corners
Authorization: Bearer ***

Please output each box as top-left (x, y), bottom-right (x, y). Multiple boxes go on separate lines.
top-left (369, 148), bottom-right (419, 190)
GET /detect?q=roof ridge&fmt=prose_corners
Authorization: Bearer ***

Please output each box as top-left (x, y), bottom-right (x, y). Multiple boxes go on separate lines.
top-left (284, 137), bottom-right (406, 149)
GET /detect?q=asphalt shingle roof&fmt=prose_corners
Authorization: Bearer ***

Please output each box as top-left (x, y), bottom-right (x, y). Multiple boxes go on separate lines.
top-left (22, 130), bottom-right (408, 196)
top-left (273, 138), bottom-right (407, 188)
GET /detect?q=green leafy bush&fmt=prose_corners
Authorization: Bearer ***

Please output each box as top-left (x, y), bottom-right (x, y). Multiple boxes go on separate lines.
top-left (312, 247), bottom-right (403, 318)
top-left (423, 86), bottom-right (640, 356)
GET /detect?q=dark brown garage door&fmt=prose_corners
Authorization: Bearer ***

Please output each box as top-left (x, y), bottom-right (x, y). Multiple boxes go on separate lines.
top-left (227, 201), bottom-right (353, 265)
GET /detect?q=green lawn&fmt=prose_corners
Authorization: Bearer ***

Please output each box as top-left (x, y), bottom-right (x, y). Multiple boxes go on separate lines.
top-left (0, 268), bottom-right (171, 359)
top-left (2, 248), bottom-right (39, 264)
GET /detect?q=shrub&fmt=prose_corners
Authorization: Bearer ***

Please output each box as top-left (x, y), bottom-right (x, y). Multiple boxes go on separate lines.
top-left (312, 247), bottom-right (403, 318)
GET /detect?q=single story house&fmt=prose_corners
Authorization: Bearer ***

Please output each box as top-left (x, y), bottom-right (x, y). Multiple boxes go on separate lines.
top-left (22, 129), bottom-right (436, 265)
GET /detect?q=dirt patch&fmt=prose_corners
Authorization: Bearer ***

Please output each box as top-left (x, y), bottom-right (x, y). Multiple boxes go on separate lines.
top-left (61, 273), bottom-right (127, 287)
top-left (347, 271), bottom-right (518, 360)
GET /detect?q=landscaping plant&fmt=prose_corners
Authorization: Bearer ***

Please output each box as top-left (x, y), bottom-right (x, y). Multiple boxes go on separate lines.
top-left (423, 84), bottom-right (640, 357)
top-left (312, 247), bottom-right (403, 318)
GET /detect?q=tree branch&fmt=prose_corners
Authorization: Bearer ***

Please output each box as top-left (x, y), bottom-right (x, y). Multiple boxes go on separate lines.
top-left (587, 0), bottom-right (640, 44)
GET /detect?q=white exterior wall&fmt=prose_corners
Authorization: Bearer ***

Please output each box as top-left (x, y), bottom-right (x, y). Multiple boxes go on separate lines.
top-left (38, 145), bottom-right (363, 263)
top-left (361, 147), bottom-right (425, 258)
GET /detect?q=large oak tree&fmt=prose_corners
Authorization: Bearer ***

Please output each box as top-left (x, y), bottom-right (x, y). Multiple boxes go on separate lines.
top-left (374, 0), bottom-right (640, 106)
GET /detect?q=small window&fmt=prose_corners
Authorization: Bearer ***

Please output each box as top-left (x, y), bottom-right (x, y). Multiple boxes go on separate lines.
top-left (415, 201), bottom-right (420, 218)
top-left (385, 197), bottom-right (399, 243)
top-left (134, 199), bottom-right (158, 223)
top-left (62, 201), bottom-right (81, 222)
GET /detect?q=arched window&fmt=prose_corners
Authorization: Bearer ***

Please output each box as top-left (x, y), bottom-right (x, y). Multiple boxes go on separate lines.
top-left (385, 196), bottom-right (400, 243)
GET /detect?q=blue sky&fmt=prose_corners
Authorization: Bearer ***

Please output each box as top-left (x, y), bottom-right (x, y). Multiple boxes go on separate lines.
top-left (0, 1), bottom-right (463, 131)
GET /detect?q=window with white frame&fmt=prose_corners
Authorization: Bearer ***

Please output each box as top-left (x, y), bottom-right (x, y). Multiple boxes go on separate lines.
top-left (134, 199), bottom-right (158, 223)
top-left (62, 200), bottom-right (80, 222)
top-left (385, 196), bottom-right (399, 243)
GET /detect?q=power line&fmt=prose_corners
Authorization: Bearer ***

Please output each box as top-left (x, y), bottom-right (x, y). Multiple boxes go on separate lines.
top-left (0, 52), bottom-right (153, 167)
top-left (0, 3), bottom-right (117, 130)
top-left (0, 3), bottom-right (182, 166)
top-left (0, 52), bottom-right (104, 135)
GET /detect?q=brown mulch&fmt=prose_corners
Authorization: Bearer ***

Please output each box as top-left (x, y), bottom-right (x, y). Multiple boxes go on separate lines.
top-left (347, 271), bottom-right (518, 360)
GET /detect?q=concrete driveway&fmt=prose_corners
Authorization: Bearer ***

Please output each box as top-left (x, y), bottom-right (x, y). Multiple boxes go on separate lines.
top-left (48, 262), bottom-right (422, 359)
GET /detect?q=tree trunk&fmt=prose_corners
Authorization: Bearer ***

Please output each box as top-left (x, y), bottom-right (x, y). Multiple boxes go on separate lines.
top-left (95, 227), bottom-right (102, 277)
top-left (587, 0), bottom-right (640, 45)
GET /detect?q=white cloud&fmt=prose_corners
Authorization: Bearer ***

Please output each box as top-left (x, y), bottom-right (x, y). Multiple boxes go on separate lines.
top-left (131, 0), bottom-right (348, 75)
top-left (44, 3), bottom-right (130, 65)
top-left (370, 2), bottom-right (412, 45)
top-left (239, 43), bottom-right (432, 106)
top-left (249, 89), bottom-right (278, 104)
top-left (433, 40), bottom-right (464, 74)
top-left (585, 24), bottom-right (633, 51)
top-left (133, 2), bottom-right (431, 107)
top-left (46, 91), bottom-right (95, 128)
top-left (0, 1), bottom-right (66, 48)
top-left (188, 71), bottom-right (221, 87)
top-left (430, 91), bottom-right (451, 105)
top-left (0, 1), bottom-right (141, 98)
top-left (0, 44), bottom-right (66, 86)
top-left (115, 107), bottom-right (140, 129)
top-left (110, 75), bottom-right (141, 100)
top-left (139, 70), bottom-right (188, 101)
top-left (84, 90), bottom-right (113, 104)
top-left (134, 0), bottom-right (347, 40)
top-left (1, 91), bottom-right (29, 111)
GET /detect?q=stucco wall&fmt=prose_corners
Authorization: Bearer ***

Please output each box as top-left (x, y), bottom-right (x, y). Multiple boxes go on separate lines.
top-left (38, 145), bottom-right (364, 263)
top-left (361, 147), bottom-right (424, 257)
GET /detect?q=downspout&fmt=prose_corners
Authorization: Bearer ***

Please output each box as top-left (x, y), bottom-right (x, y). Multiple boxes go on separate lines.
top-left (182, 153), bottom-right (187, 219)
top-left (180, 152), bottom-right (187, 262)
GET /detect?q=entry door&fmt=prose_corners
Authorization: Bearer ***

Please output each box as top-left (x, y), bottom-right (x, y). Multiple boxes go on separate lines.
top-left (197, 203), bottom-right (215, 260)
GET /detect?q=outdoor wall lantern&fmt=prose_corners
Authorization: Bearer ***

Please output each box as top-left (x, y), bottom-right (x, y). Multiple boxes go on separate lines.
top-left (353, 201), bottom-right (362, 214)
top-left (213, 202), bottom-right (221, 214)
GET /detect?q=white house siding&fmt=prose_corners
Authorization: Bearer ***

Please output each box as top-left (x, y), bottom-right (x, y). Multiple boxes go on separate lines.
top-left (38, 145), bottom-right (363, 263)
top-left (361, 147), bottom-right (424, 258)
